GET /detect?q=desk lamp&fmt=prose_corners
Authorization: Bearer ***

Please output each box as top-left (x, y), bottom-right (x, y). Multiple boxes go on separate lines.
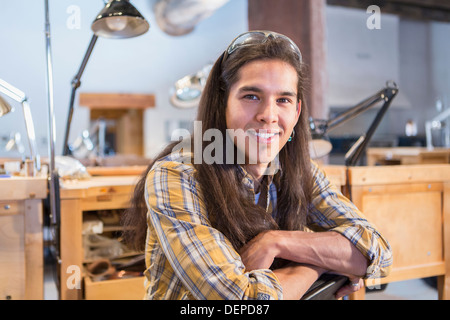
top-left (309, 81), bottom-right (399, 166)
top-left (0, 78), bottom-right (41, 172)
top-left (170, 64), bottom-right (212, 109)
top-left (62, 0), bottom-right (150, 156)
top-left (43, 0), bottom-right (148, 294)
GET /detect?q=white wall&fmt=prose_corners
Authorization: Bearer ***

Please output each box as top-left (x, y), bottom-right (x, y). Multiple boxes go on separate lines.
top-left (0, 0), bottom-right (248, 159)
top-left (431, 22), bottom-right (450, 108)
top-left (326, 6), bottom-right (402, 108)
top-left (326, 5), bottom-right (450, 141)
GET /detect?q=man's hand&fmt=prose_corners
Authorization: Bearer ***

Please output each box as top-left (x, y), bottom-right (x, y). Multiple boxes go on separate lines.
top-left (335, 277), bottom-right (364, 299)
top-left (239, 230), bottom-right (279, 271)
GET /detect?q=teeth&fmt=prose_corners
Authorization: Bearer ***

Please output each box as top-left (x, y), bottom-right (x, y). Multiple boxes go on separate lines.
top-left (255, 132), bottom-right (275, 138)
top-left (249, 131), bottom-right (277, 138)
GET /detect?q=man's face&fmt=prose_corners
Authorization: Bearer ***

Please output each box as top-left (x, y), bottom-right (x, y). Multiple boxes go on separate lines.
top-left (225, 59), bottom-right (301, 165)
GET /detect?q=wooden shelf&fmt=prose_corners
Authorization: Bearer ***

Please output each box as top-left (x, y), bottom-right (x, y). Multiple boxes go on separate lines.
top-left (79, 93), bottom-right (155, 110)
top-left (78, 92), bottom-right (155, 157)
top-left (59, 175), bottom-right (144, 300)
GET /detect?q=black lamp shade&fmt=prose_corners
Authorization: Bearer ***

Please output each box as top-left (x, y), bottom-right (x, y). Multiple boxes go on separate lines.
top-left (91, 0), bottom-right (149, 39)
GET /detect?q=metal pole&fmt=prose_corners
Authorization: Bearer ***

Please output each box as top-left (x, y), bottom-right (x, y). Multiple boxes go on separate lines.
top-left (62, 34), bottom-right (98, 155)
top-left (44, 0), bottom-right (61, 261)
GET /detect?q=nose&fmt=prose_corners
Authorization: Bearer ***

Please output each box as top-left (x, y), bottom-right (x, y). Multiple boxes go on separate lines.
top-left (256, 99), bottom-right (278, 124)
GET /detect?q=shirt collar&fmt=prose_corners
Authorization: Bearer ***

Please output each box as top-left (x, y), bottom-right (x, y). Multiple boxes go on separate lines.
top-left (237, 165), bottom-right (275, 193)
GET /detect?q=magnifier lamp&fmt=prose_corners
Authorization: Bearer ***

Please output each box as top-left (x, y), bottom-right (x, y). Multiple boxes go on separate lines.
top-left (0, 78), bottom-right (41, 172)
top-left (309, 81), bottom-right (399, 166)
top-left (170, 64), bottom-right (212, 109)
top-left (62, 0), bottom-right (149, 156)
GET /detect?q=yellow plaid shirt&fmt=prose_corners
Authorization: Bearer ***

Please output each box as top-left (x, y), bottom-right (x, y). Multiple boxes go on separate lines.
top-left (143, 151), bottom-right (392, 300)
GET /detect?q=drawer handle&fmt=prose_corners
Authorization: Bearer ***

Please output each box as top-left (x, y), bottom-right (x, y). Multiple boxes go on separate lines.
top-left (4, 204), bottom-right (10, 210)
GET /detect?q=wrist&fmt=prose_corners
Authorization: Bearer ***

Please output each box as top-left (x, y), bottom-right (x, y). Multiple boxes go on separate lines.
top-left (271, 230), bottom-right (306, 261)
top-left (268, 230), bottom-right (285, 258)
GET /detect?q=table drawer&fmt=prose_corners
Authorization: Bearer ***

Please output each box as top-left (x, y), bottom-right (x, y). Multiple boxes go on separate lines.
top-left (0, 201), bottom-right (22, 216)
top-left (84, 276), bottom-right (145, 300)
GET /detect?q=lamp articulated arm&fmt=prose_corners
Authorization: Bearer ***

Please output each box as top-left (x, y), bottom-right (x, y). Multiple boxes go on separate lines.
top-left (62, 34), bottom-right (98, 156)
top-left (310, 81), bottom-right (399, 166)
top-left (343, 83), bottom-right (398, 166)
top-left (0, 78), bottom-right (41, 171)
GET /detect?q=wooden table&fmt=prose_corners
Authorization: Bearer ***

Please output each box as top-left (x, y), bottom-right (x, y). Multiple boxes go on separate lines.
top-left (0, 177), bottom-right (47, 300)
top-left (59, 175), bottom-right (143, 300)
top-left (367, 147), bottom-right (450, 166)
top-left (346, 164), bottom-right (450, 300)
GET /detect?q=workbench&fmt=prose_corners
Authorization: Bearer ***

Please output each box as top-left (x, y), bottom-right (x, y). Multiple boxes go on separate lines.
top-left (346, 164), bottom-right (450, 300)
top-left (0, 176), bottom-right (47, 300)
top-left (367, 147), bottom-right (450, 166)
top-left (59, 175), bottom-right (144, 300)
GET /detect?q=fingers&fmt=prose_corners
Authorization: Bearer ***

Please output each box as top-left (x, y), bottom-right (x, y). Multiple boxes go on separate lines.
top-left (239, 231), bottom-right (278, 270)
top-left (335, 278), bottom-right (364, 299)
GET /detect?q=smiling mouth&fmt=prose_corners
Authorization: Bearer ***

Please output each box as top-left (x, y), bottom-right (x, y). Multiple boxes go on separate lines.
top-left (247, 130), bottom-right (280, 143)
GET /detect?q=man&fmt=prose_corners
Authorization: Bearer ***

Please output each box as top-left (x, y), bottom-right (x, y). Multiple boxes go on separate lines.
top-left (122, 30), bottom-right (392, 300)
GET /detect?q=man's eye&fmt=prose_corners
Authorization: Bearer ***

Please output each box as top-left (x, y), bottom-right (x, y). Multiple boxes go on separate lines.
top-left (243, 94), bottom-right (258, 100)
top-left (277, 98), bottom-right (291, 103)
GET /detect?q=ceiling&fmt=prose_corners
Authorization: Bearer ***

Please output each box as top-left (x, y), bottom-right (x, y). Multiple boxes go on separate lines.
top-left (327, 0), bottom-right (450, 23)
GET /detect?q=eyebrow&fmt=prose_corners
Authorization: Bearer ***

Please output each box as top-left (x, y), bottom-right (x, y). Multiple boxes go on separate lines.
top-left (238, 86), bottom-right (297, 97)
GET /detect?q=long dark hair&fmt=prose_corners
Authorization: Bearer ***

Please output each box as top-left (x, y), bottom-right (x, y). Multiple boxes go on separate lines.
top-left (122, 35), bottom-right (313, 252)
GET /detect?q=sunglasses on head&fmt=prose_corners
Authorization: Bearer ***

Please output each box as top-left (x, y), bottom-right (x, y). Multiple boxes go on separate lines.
top-left (223, 30), bottom-right (302, 63)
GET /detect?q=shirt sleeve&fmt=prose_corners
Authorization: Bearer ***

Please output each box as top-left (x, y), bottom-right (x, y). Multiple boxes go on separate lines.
top-left (307, 161), bottom-right (393, 279)
top-left (145, 161), bottom-right (283, 300)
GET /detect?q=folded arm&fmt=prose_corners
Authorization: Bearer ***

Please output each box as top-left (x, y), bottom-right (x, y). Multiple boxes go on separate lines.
top-left (239, 229), bottom-right (367, 298)
top-left (240, 230), bottom-right (368, 277)
top-left (307, 161), bottom-right (393, 279)
top-left (239, 162), bottom-right (393, 298)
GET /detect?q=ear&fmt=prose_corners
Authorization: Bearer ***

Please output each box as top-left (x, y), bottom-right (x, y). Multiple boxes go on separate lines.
top-left (296, 100), bottom-right (302, 120)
